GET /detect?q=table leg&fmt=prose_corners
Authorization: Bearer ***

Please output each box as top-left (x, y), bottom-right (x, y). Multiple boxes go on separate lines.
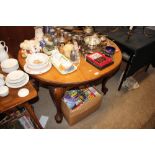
top-left (48, 86), bottom-right (66, 123)
top-left (31, 79), bottom-right (40, 92)
top-left (23, 103), bottom-right (43, 129)
top-left (102, 77), bottom-right (109, 95)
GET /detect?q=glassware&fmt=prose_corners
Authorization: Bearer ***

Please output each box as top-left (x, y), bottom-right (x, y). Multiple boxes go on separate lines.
top-left (49, 28), bottom-right (55, 35)
top-left (70, 41), bottom-right (80, 66)
top-left (59, 33), bottom-right (65, 44)
top-left (63, 32), bottom-right (68, 40)
top-left (68, 34), bottom-right (72, 41)
top-left (53, 37), bottom-right (59, 46)
top-left (34, 26), bottom-right (44, 41)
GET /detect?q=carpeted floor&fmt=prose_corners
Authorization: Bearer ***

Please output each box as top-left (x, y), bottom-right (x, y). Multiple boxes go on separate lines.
top-left (33, 63), bottom-right (155, 129)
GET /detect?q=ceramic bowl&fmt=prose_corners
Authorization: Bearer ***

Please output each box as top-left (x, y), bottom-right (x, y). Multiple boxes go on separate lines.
top-left (1, 58), bottom-right (19, 73)
top-left (0, 86), bottom-right (9, 97)
top-left (26, 53), bottom-right (49, 67)
top-left (1, 58), bottom-right (18, 69)
top-left (105, 46), bottom-right (115, 55)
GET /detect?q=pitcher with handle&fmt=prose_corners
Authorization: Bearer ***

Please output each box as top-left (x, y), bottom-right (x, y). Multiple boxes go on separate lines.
top-left (0, 41), bottom-right (9, 63)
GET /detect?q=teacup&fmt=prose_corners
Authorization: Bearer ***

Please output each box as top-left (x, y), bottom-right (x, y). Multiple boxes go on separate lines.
top-left (0, 86), bottom-right (9, 97)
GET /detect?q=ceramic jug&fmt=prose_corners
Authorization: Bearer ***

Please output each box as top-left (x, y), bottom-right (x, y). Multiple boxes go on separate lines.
top-left (0, 41), bottom-right (9, 63)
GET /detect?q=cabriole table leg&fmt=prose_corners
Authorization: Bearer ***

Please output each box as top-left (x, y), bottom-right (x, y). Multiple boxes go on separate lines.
top-left (49, 86), bottom-right (66, 123)
top-left (102, 77), bottom-right (109, 95)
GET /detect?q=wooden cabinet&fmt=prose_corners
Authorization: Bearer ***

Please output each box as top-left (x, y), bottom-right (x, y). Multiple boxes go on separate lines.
top-left (0, 26), bottom-right (34, 58)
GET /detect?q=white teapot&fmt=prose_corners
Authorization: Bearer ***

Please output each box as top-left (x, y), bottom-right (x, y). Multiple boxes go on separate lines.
top-left (0, 41), bottom-right (9, 63)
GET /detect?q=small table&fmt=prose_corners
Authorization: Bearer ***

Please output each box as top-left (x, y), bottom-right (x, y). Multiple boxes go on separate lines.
top-left (108, 27), bottom-right (155, 76)
top-left (0, 73), bottom-right (43, 129)
top-left (18, 39), bottom-right (122, 123)
top-left (108, 27), bottom-right (155, 90)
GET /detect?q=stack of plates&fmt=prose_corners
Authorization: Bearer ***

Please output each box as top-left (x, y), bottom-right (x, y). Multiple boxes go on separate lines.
top-left (1, 58), bottom-right (19, 73)
top-left (5, 70), bottom-right (29, 88)
top-left (24, 53), bottom-right (52, 74)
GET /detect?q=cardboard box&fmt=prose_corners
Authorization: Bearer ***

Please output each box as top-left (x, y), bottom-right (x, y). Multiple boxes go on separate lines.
top-left (61, 87), bottom-right (102, 126)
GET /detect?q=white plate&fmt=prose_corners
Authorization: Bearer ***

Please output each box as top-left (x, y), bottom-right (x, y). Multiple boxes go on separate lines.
top-left (24, 63), bottom-right (52, 75)
top-left (6, 73), bottom-right (29, 88)
top-left (6, 70), bottom-right (25, 81)
top-left (6, 73), bottom-right (27, 84)
top-left (26, 53), bottom-right (49, 67)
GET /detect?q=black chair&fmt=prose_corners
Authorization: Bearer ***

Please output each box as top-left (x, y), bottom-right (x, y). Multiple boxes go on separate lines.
top-left (118, 50), bottom-right (150, 91)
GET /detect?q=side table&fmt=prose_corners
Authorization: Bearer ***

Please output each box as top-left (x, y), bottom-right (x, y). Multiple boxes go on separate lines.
top-left (0, 81), bottom-right (43, 129)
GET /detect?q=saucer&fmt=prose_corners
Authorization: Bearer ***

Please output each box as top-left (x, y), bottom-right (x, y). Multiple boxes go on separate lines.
top-left (18, 88), bottom-right (29, 97)
top-left (24, 63), bottom-right (52, 75)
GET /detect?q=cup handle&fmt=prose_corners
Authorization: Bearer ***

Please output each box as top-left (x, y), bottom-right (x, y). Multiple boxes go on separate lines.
top-left (0, 41), bottom-right (6, 46)
top-left (4, 45), bottom-right (8, 52)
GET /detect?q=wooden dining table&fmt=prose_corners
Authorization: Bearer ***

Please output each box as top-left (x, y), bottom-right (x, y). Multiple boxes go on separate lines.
top-left (18, 39), bottom-right (122, 123)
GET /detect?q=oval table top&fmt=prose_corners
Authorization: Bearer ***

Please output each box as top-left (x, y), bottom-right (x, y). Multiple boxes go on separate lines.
top-left (18, 40), bottom-right (122, 87)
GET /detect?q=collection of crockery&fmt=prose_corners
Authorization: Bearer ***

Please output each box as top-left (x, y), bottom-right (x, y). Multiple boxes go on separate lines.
top-left (19, 27), bottom-right (116, 76)
top-left (0, 41), bottom-right (30, 97)
top-left (19, 27), bottom-right (82, 75)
